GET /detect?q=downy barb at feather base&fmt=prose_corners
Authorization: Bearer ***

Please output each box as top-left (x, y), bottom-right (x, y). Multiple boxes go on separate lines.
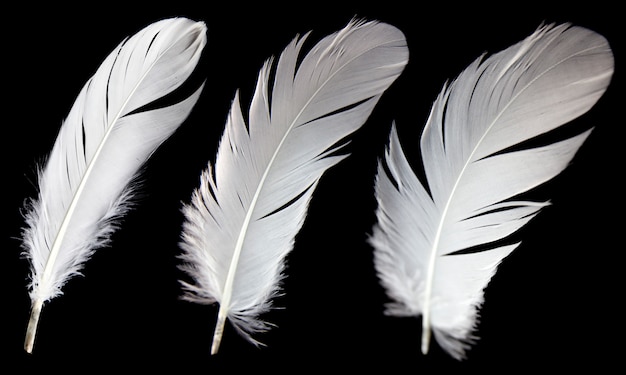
top-left (178, 18), bottom-right (409, 354)
top-left (20, 17), bottom-right (207, 353)
top-left (369, 23), bottom-right (614, 360)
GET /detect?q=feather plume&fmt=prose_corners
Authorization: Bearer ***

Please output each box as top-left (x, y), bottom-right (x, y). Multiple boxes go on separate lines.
top-left (178, 18), bottom-right (408, 354)
top-left (21, 17), bottom-right (207, 353)
top-left (369, 23), bottom-right (613, 360)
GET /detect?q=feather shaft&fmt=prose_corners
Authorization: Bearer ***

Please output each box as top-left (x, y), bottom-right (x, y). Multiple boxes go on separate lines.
top-left (24, 89), bottom-right (128, 352)
top-left (212, 41), bottom-right (382, 351)
top-left (211, 314), bottom-right (227, 355)
top-left (421, 82), bottom-right (517, 354)
top-left (24, 298), bottom-right (43, 354)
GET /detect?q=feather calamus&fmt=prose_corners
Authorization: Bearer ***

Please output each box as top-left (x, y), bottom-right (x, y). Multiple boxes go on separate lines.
top-left (178, 19), bottom-right (408, 354)
top-left (369, 23), bottom-right (613, 360)
top-left (21, 18), bottom-right (207, 353)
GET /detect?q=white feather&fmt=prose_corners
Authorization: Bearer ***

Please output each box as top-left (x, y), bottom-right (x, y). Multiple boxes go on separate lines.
top-left (21, 17), bottom-right (207, 353)
top-left (178, 18), bottom-right (408, 354)
top-left (369, 23), bottom-right (613, 360)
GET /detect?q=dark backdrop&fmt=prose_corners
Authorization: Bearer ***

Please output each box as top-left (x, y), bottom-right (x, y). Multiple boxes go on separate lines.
top-left (2, 2), bottom-right (621, 372)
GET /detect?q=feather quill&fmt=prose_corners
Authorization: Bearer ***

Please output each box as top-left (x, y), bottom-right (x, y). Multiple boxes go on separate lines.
top-left (369, 23), bottom-right (613, 360)
top-left (21, 17), bottom-right (207, 353)
top-left (178, 19), bottom-right (408, 354)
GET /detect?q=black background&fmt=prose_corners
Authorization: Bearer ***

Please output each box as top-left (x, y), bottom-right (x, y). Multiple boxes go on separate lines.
top-left (2, 2), bottom-right (622, 372)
